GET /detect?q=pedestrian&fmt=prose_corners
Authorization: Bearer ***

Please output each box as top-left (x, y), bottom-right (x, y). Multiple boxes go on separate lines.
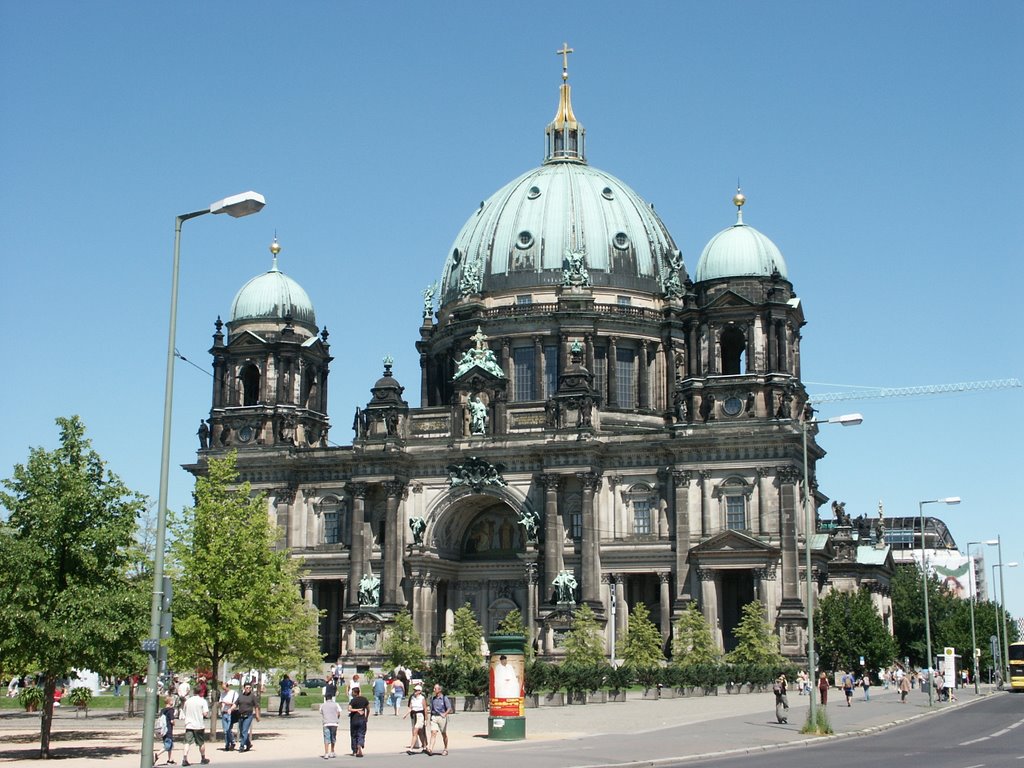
top-left (180, 687), bottom-right (211, 766)
top-left (324, 676), bottom-right (338, 702)
top-left (218, 680), bottom-right (239, 751)
top-left (772, 675), bottom-right (788, 724)
top-left (860, 673), bottom-right (870, 701)
top-left (155, 695), bottom-right (176, 766)
top-left (372, 673), bottom-right (387, 716)
top-left (390, 676), bottom-right (405, 716)
top-left (236, 680), bottom-right (261, 753)
top-left (348, 685), bottom-right (370, 757)
top-left (278, 673), bottom-right (295, 716)
top-left (197, 676), bottom-right (209, 702)
top-left (899, 672), bottom-right (911, 703)
top-left (933, 671), bottom-right (945, 702)
top-left (817, 672), bottom-right (829, 706)
top-left (403, 683), bottom-right (427, 752)
top-left (319, 689), bottom-right (343, 759)
top-left (841, 670), bottom-right (854, 706)
top-left (428, 683), bottom-right (454, 755)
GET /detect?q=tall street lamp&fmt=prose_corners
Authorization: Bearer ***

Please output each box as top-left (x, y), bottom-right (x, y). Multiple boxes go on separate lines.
top-left (967, 539), bottom-right (997, 694)
top-left (992, 545), bottom-right (1019, 685)
top-left (918, 496), bottom-right (960, 706)
top-left (802, 412), bottom-right (862, 728)
top-left (140, 191), bottom-right (266, 768)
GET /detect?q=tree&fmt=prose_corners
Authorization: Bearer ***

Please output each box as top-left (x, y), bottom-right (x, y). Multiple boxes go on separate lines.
top-left (726, 601), bottom-right (786, 667)
top-left (383, 610), bottom-right (425, 671)
top-left (672, 602), bottom-right (721, 666)
top-left (622, 602), bottom-right (665, 667)
top-left (444, 604), bottom-right (485, 682)
top-left (0, 416), bottom-right (147, 757)
top-left (815, 587), bottom-right (897, 677)
top-left (493, 608), bottom-right (532, 661)
top-left (562, 604), bottom-right (605, 667)
top-left (168, 452), bottom-right (320, 724)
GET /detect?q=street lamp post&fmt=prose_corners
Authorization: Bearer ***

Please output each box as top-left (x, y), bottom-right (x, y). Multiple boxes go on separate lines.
top-left (992, 545), bottom-right (1019, 686)
top-left (967, 539), bottom-right (997, 694)
top-left (918, 496), bottom-right (960, 706)
top-left (801, 412), bottom-right (862, 728)
top-left (140, 192), bottom-right (265, 768)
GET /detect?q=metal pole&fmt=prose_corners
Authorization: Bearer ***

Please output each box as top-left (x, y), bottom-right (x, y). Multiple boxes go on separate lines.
top-left (992, 562), bottom-right (1003, 687)
top-left (997, 536), bottom-right (1009, 682)
top-left (802, 421), bottom-right (816, 727)
top-left (919, 500), bottom-right (934, 707)
top-left (140, 209), bottom-right (208, 768)
top-left (967, 543), bottom-right (979, 694)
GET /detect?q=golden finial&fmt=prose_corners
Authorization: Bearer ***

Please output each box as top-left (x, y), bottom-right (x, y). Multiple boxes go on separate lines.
top-left (733, 186), bottom-right (745, 225)
top-left (556, 42), bottom-right (573, 82)
top-left (269, 233), bottom-right (281, 270)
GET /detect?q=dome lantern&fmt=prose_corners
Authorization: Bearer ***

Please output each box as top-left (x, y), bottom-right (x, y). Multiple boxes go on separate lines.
top-left (545, 42), bottom-right (586, 164)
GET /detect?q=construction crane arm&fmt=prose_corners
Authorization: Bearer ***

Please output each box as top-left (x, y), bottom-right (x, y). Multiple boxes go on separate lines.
top-left (808, 378), bottom-right (1022, 404)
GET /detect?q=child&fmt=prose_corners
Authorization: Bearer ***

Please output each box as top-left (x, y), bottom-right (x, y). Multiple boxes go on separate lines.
top-left (155, 695), bottom-right (175, 766)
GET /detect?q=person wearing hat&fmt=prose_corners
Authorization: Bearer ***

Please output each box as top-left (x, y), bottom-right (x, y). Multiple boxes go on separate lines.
top-left (348, 685), bottom-right (370, 757)
top-left (773, 674), bottom-right (789, 723)
top-left (402, 683), bottom-right (427, 752)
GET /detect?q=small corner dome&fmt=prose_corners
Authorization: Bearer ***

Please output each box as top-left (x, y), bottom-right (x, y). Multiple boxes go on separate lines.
top-left (229, 259), bottom-right (317, 332)
top-left (696, 195), bottom-right (788, 282)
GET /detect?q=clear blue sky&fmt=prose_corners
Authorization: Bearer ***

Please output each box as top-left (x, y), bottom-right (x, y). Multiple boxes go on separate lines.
top-left (3, 2), bottom-right (1022, 620)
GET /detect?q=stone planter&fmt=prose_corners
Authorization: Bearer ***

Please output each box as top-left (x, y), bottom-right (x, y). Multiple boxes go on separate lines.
top-left (607, 689), bottom-right (627, 703)
top-left (543, 691), bottom-right (565, 706)
top-left (659, 687), bottom-right (677, 699)
top-left (642, 688), bottom-right (660, 700)
top-left (567, 691), bottom-right (587, 705)
top-left (462, 695), bottom-right (488, 712)
top-left (587, 691), bottom-right (607, 704)
top-left (524, 693), bottom-right (540, 709)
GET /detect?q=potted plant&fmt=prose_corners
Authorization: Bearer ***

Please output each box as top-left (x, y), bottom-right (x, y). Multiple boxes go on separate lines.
top-left (604, 664), bottom-right (631, 703)
top-left (634, 665), bottom-right (661, 700)
top-left (523, 659), bottom-right (548, 708)
top-left (18, 685), bottom-right (46, 713)
top-left (66, 686), bottom-right (93, 716)
top-left (543, 663), bottom-right (566, 706)
top-left (461, 666), bottom-right (489, 712)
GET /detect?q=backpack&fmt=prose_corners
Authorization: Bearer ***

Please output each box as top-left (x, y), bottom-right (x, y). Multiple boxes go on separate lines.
top-left (155, 712), bottom-right (168, 738)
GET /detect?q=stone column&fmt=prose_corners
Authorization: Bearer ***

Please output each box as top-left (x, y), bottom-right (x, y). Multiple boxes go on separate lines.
top-left (579, 472), bottom-right (603, 606)
top-left (540, 474), bottom-right (563, 590)
top-left (607, 475), bottom-right (622, 539)
top-left (584, 333), bottom-right (595, 376)
top-left (699, 569), bottom-right (720, 648)
top-left (607, 337), bottom-right (618, 408)
top-left (501, 338), bottom-right (511, 381)
top-left (382, 481), bottom-right (405, 608)
top-left (746, 320), bottom-right (756, 373)
top-left (687, 323), bottom-right (699, 376)
top-left (672, 470), bottom-right (693, 603)
top-left (766, 316), bottom-right (777, 372)
top-left (699, 470), bottom-right (713, 536)
top-left (613, 574), bottom-right (627, 645)
top-left (657, 471), bottom-right (670, 539)
top-left (638, 340), bottom-right (650, 409)
top-left (533, 335), bottom-right (544, 399)
top-left (776, 466), bottom-right (801, 604)
top-left (756, 467), bottom-right (771, 537)
top-left (525, 562), bottom-right (539, 647)
top-left (348, 483), bottom-right (368, 608)
top-left (419, 352), bottom-right (429, 408)
top-left (659, 572), bottom-right (672, 646)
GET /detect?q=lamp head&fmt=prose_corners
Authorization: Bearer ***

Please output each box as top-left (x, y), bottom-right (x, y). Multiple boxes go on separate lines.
top-left (210, 191), bottom-right (266, 218)
top-left (941, 497), bottom-right (962, 505)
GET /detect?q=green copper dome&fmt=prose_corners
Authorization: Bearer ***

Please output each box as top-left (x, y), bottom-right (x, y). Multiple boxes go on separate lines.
top-left (695, 194), bottom-right (788, 282)
top-left (229, 242), bottom-right (316, 333)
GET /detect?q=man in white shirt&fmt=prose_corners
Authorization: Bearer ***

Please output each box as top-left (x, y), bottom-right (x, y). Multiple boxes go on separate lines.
top-left (218, 681), bottom-right (239, 751)
top-left (180, 690), bottom-right (211, 766)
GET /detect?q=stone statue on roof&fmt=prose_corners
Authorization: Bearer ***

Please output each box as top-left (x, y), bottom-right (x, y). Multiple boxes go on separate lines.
top-left (453, 326), bottom-right (506, 380)
top-left (562, 247), bottom-right (590, 287)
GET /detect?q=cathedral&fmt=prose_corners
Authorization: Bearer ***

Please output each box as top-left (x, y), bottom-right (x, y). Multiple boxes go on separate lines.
top-left (188, 49), bottom-right (894, 664)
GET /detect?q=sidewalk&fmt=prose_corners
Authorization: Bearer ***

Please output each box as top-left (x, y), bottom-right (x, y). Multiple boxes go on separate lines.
top-left (0, 684), bottom-right (998, 766)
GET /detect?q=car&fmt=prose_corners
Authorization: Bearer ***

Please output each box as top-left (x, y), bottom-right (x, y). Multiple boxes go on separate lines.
top-left (302, 678), bottom-right (327, 688)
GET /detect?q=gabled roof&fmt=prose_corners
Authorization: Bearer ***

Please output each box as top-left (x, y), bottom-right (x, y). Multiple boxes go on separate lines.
top-left (691, 529), bottom-right (780, 568)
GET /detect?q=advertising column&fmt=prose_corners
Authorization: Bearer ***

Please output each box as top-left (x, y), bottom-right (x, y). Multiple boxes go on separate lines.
top-left (487, 634), bottom-right (526, 740)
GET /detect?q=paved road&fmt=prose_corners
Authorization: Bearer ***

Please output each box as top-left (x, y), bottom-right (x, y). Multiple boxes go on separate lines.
top-left (0, 685), bottom-right (1009, 767)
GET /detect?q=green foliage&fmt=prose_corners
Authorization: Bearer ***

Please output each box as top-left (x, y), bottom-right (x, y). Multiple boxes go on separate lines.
top-left (523, 659), bottom-right (551, 695)
top-left (815, 587), bottom-right (897, 675)
top-left (801, 704), bottom-right (833, 735)
top-left (493, 609), bottom-right (533, 662)
top-left (632, 664), bottom-right (661, 692)
top-left (424, 660), bottom-right (462, 693)
top-left (622, 602), bottom-right (665, 668)
top-left (0, 416), bottom-right (148, 755)
top-left (672, 603), bottom-right (721, 666)
top-left (383, 610), bottom-right (426, 671)
top-left (443, 604), bottom-right (485, 676)
top-left (725, 601), bottom-right (786, 667)
top-left (66, 687), bottom-right (93, 708)
top-left (602, 663), bottom-right (633, 692)
top-left (17, 685), bottom-right (46, 711)
top-left (168, 453), bottom-right (321, 696)
top-left (562, 604), bottom-right (605, 667)
top-left (462, 665), bottom-right (489, 696)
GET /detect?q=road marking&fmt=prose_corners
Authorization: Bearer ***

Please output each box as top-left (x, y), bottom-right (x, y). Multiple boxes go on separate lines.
top-left (959, 717), bottom-right (1024, 747)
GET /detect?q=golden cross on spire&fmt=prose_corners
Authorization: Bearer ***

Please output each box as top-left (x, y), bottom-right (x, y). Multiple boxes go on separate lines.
top-left (556, 42), bottom-right (574, 81)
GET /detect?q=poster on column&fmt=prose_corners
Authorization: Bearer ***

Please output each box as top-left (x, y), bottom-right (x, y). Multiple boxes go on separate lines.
top-left (489, 654), bottom-right (524, 716)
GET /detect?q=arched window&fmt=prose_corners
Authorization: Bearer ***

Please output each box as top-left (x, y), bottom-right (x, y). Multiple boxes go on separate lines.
top-left (240, 364), bottom-right (261, 406)
top-left (626, 483), bottom-right (657, 536)
top-left (720, 326), bottom-right (746, 375)
top-left (318, 496), bottom-right (348, 546)
top-left (715, 476), bottom-right (753, 531)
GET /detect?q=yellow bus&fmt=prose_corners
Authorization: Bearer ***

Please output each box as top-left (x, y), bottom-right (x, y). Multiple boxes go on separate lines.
top-left (1009, 642), bottom-right (1024, 691)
